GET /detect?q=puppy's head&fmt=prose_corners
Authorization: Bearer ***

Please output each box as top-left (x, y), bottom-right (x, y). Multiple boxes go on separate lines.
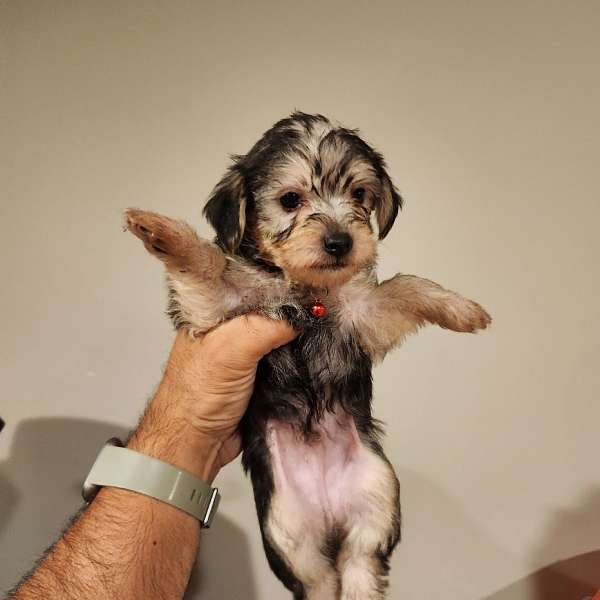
top-left (204, 112), bottom-right (402, 288)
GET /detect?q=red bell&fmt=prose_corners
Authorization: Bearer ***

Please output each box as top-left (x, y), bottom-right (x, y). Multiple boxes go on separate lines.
top-left (310, 301), bottom-right (327, 318)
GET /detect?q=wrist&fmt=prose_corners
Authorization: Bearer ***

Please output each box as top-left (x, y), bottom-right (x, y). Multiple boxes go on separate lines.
top-left (128, 382), bottom-right (224, 483)
top-left (128, 364), bottom-right (239, 483)
top-left (128, 422), bottom-right (222, 484)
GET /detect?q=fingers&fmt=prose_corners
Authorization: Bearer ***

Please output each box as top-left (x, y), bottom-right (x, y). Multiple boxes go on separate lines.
top-left (214, 313), bottom-right (298, 362)
top-left (169, 314), bottom-right (297, 376)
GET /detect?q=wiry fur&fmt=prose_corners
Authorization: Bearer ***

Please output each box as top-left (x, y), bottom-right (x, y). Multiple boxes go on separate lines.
top-left (124, 112), bottom-right (491, 599)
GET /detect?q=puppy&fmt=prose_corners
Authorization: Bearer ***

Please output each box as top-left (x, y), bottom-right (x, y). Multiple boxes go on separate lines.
top-left (125, 112), bottom-right (490, 599)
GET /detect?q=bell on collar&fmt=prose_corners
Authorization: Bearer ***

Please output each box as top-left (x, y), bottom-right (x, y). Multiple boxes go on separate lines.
top-left (310, 300), bottom-right (327, 318)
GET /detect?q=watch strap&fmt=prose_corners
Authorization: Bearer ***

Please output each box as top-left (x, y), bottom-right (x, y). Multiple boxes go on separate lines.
top-left (82, 440), bottom-right (220, 527)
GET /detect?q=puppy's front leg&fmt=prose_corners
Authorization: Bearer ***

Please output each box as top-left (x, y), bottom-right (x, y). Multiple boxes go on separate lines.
top-left (125, 208), bottom-right (226, 279)
top-left (357, 274), bottom-right (491, 360)
top-left (125, 209), bottom-right (229, 333)
top-left (384, 274), bottom-right (491, 332)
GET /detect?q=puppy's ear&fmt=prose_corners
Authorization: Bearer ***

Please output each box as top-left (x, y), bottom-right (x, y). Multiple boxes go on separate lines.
top-left (376, 174), bottom-right (403, 239)
top-left (203, 165), bottom-right (247, 253)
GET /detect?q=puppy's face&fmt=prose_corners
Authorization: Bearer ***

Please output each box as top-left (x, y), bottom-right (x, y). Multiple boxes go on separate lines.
top-left (204, 113), bottom-right (402, 288)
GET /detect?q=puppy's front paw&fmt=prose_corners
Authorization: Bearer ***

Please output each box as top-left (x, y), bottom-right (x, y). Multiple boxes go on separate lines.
top-left (124, 208), bottom-right (186, 257)
top-left (439, 296), bottom-right (491, 333)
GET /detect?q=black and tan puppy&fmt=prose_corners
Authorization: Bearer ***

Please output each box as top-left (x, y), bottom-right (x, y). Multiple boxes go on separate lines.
top-left (125, 112), bottom-right (490, 599)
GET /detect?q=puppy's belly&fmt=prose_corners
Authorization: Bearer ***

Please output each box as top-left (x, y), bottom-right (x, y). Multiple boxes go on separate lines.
top-left (268, 410), bottom-right (360, 520)
top-left (264, 409), bottom-right (396, 554)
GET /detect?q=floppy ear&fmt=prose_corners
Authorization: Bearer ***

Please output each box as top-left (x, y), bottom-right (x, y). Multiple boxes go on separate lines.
top-left (203, 165), bottom-right (247, 254)
top-left (376, 174), bottom-right (403, 239)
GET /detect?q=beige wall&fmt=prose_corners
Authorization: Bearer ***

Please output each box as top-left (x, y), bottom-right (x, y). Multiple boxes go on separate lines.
top-left (2, 1), bottom-right (600, 598)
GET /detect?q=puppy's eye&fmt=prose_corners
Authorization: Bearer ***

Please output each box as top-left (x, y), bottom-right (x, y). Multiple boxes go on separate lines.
top-left (280, 191), bottom-right (301, 210)
top-left (352, 188), bottom-right (366, 201)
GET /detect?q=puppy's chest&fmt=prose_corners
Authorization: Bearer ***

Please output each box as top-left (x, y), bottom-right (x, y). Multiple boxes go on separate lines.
top-left (297, 320), bottom-right (356, 382)
top-left (249, 282), bottom-right (376, 427)
top-left (297, 280), bottom-right (372, 340)
top-left (291, 295), bottom-right (372, 387)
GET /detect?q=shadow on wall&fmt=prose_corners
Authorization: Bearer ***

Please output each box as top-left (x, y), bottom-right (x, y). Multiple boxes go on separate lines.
top-left (185, 518), bottom-right (258, 600)
top-left (0, 418), bottom-right (257, 599)
top-left (485, 551), bottom-right (600, 600)
top-left (485, 489), bottom-right (600, 600)
top-left (394, 468), bottom-right (600, 600)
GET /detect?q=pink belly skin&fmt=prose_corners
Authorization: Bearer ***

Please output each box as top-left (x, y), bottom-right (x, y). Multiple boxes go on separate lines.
top-left (267, 409), bottom-right (373, 523)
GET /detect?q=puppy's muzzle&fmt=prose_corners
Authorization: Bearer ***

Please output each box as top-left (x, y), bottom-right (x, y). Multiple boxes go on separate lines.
top-left (323, 232), bottom-right (353, 257)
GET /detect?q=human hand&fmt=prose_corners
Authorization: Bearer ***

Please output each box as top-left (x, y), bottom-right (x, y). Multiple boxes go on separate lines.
top-left (128, 314), bottom-right (297, 482)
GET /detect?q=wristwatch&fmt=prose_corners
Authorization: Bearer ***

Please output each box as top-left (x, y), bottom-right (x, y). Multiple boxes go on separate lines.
top-left (82, 438), bottom-right (220, 528)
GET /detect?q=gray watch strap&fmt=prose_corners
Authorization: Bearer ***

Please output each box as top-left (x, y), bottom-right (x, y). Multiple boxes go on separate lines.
top-left (82, 441), bottom-right (220, 527)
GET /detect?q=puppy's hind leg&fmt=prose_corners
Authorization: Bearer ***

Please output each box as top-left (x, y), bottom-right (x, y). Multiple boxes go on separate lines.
top-left (336, 448), bottom-right (400, 600)
top-left (124, 209), bottom-right (229, 333)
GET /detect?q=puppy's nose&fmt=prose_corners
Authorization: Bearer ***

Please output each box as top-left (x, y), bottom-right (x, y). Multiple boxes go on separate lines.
top-left (323, 232), bottom-right (353, 257)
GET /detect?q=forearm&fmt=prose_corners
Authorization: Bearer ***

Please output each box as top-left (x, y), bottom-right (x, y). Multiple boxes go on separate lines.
top-left (12, 377), bottom-right (222, 600)
top-left (13, 487), bottom-right (200, 600)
